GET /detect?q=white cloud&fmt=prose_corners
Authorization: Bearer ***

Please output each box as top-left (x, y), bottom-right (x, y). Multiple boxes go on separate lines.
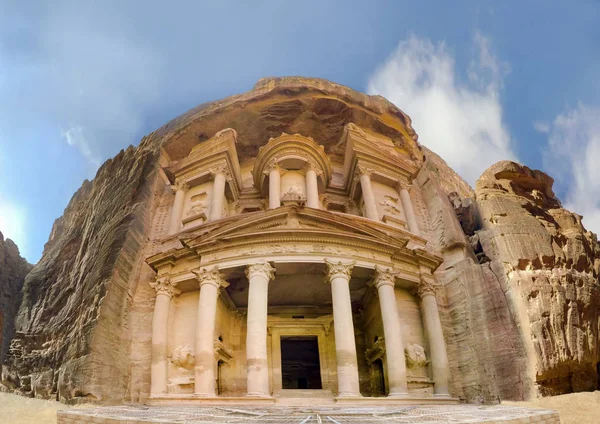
top-left (61, 125), bottom-right (101, 167)
top-left (367, 34), bottom-right (517, 185)
top-left (533, 120), bottom-right (550, 133)
top-left (543, 104), bottom-right (600, 235)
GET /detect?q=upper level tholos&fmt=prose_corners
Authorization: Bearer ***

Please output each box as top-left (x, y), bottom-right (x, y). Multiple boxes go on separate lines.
top-left (156, 123), bottom-right (424, 242)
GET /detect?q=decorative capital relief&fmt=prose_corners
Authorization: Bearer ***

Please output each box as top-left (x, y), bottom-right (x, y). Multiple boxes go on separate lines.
top-left (263, 158), bottom-right (281, 176)
top-left (149, 275), bottom-right (181, 298)
top-left (372, 265), bottom-right (397, 289)
top-left (245, 262), bottom-right (276, 282)
top-left (396, 180), bottom-right (413, 192)
top-left (172, 180), bottom-right (189, 193)
top-left (357, 164), bottom-right (373, 177)
top-left (417, 276), bottom-right (438, 298)
top-left (325, 259), bottom-right (355, 282)
top-left (193, 266), bottom-right (229, 290)
top-left (209, 163), bottom-right (231, 179)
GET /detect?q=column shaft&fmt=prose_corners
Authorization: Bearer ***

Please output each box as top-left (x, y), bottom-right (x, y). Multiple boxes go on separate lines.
top-left (360, 173), bottom-right (379, 221)
top-left (326, 260), bottom-right (361, 397)
top-left (149, 277), bottom-right (179, 396)
top-left (421, 292), bottom-right (450, 396)
top-left (374, 269), bottom-right (408, 396)
top-left (246, 263), bottom-right (274, 396)
top-left (209, 172), bottom-right (226, 221)
top-left (399, 187), bottom-right (420, 235)
top-left (168, 185), bottom-right (187, 235)
top-left (193, 268), bottom-right (226, 396)
top-left (305, 168), bottom-right (320, 209)
top-left (268, 169), bottom-right (281, 209)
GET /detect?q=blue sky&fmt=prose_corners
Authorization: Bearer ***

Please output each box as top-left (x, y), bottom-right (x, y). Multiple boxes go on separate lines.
top-left (1, 1), bottom-right (599, 263)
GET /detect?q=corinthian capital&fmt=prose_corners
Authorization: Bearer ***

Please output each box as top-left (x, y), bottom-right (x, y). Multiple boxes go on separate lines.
top-left (372, 266), bottom-right (397, 289)
top-left (209, 163), bottom-right (230, 178)
top-left (245, 262), bottom-right (275, 282)
top-left (149, 275), bottom-right (181, 298)
top-left (193, 266), bottom-right (229, 290)
top-left (417, 276), bottom-right (439, 298)
top-left (325, 259), bottom-right (355, 282)
top-left (173, 179), bottom-right (189, 193)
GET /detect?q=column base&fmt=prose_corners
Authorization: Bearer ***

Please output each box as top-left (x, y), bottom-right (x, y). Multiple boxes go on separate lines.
top-left (335, 393), bottom-right (362, 399)
top-left (387, 392), bottom-right (410, 398)
top-left (246, 393), bottom-right (273, 398)
top-left (434, 393), bottom-right (452, 399)
top-left (192, 393), bottom-right (217, 398)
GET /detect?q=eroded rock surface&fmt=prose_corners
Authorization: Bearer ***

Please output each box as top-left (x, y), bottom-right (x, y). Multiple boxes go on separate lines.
top-left (0, 232), bottom-right (32, 375)
top-left (4, 137), bottom-right (162, 402)
top-left (475, 161), bottom-right (600, 396)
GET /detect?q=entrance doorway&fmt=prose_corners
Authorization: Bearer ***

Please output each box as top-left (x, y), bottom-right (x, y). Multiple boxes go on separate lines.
top-left (280, 336), bottom-right (322, 389)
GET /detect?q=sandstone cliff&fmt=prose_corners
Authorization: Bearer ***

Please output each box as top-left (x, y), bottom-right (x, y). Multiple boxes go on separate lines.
top-left (0, 232), bottom-right (32, 371)
top-left (475, 161), bottom-right (600, 396)
top-left (4, 136), bottom-right (162, 402)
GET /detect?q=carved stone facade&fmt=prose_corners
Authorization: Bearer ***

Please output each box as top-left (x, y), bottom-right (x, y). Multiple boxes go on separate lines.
top-left (5, 77), bottom-right (597, 406)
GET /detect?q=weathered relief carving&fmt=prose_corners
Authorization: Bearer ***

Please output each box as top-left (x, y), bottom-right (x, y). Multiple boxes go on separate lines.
top-left (405, 343), bottom-right (429, 368)
top-left (171, 345), bottom-right (195, 369)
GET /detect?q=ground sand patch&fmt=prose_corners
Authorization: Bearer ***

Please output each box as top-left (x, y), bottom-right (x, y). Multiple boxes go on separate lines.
top-left (1, 391), bottom-right (598, 423)
top-left (503, 390), bottom-right (600, 424)
top-left (0, 392), bottom-right (93, 424)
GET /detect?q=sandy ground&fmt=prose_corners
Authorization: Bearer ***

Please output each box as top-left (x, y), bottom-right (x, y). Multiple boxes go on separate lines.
top-left (1, 391), bottom-right (599, 423)
top-left (0, 392), bottom-right (93, 424)
top-left (503, 391), bottom-right (600, 424)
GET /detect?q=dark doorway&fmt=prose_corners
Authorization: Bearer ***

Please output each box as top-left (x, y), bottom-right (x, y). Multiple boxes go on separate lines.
top-left (281, 336), bottom-right (322, 389)
top-left (372, 359), bottom-right (386, 396)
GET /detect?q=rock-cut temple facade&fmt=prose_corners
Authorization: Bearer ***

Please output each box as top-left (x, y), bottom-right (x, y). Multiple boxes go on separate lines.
top-left (3, 77), bottom-right (600, 406)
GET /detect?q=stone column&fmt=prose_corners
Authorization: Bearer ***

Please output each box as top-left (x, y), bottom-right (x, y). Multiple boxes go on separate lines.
top-left (268, 167), bottom-right (281, 209)
top-left (358, 169), bottom-right (379, 221)
top-left (149, 276), bottom-right (180, 396)
top-left (192, 267), bottom-right (229, 397)
top-left (209, 167), bottom-right (227, 221)
top-left (325, 260), bottom-right (361, 397)
top-left (305, 167), bottom-right (320, 209)
top-left (167, 180), bottom-right (188, 235)
top-left (398, 184), bottom-right (420, 236)
top-left (418, 278), bottom-right (450, 397)
top-left (245, 262), bottom-right (275, 396)
top-left (372, 266), bottom-right (409, 397)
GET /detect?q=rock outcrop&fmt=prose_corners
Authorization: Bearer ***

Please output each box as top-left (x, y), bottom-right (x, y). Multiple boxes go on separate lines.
top-left (4, 137), bottom-right (163, 402)
top-left (0, 232), bottom-right (32, 373)
top-left (475, 161), bottom-right (600, 396)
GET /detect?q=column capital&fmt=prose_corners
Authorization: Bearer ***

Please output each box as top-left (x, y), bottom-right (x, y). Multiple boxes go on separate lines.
top-left (372, 265), bottom-right (397, 289)
top-left (149, 275), bottom-right (181, 298)
top-left (396, 180), bottom-right (412, 192)
top-left (172, 179), bottom-right (189, 193)
top-left (209, 163), bottom-right (232, 180)
top-left (357, 164), bottom-right (373, 177)
top-left (325, 259), bottom-right (355, 282)
top-left (417, 276), bottom-right (439, 298)
top-left (193, 266), bottom-right (230, 290)
top-left (263, 159), bottom-right (282, 176)
top-left (245, 262), bottom-right (275, 281)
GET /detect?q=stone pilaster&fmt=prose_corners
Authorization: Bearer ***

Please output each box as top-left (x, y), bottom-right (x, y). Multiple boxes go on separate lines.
top-left (149, 275), bottom-right (180, 396)
top-left (245, 262), bottom-right (275, 396)
top-left (325, 259), bottom-right (361, 397)
top-left (398, 183), bottom-right (420, 236)
top-left (208, 165), bottom-right (229, 221)
top-left (358, 167), bottom-right (379, 221)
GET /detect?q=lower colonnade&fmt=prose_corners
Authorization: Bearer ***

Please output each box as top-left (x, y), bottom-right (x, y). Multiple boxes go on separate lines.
top-left (148, 258), bottom-right (452, 403)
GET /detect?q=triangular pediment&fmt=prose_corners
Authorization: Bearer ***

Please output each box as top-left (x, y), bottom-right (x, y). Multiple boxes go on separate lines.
top-left (183, 206), bottom-right (410, 254)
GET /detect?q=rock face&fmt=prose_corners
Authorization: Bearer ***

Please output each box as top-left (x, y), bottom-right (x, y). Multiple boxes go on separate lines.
top-left (2, 77), bottom-right (599, 404)
top-left (4, 138), bottom-right (163, 401)
top-left (475, 161), bottom-right (600, 396)
top-left (0, 232), bottom-right (32, 372)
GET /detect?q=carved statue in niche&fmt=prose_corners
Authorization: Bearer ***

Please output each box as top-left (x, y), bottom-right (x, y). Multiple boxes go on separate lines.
top-left (171, 344), bottom-right (195, 370)
top-left (281, 185), bottom-right (306, 205)
top-left (186, 192), bottom-right (209, 221)
top-left (404, 343), bottom-right (429, 368)
top-left (379, 195), bottom-right (403, 217)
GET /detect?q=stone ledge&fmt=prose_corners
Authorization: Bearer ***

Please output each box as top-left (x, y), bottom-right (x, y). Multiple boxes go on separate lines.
top-left (57, 405), bottom-right (560, 423)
